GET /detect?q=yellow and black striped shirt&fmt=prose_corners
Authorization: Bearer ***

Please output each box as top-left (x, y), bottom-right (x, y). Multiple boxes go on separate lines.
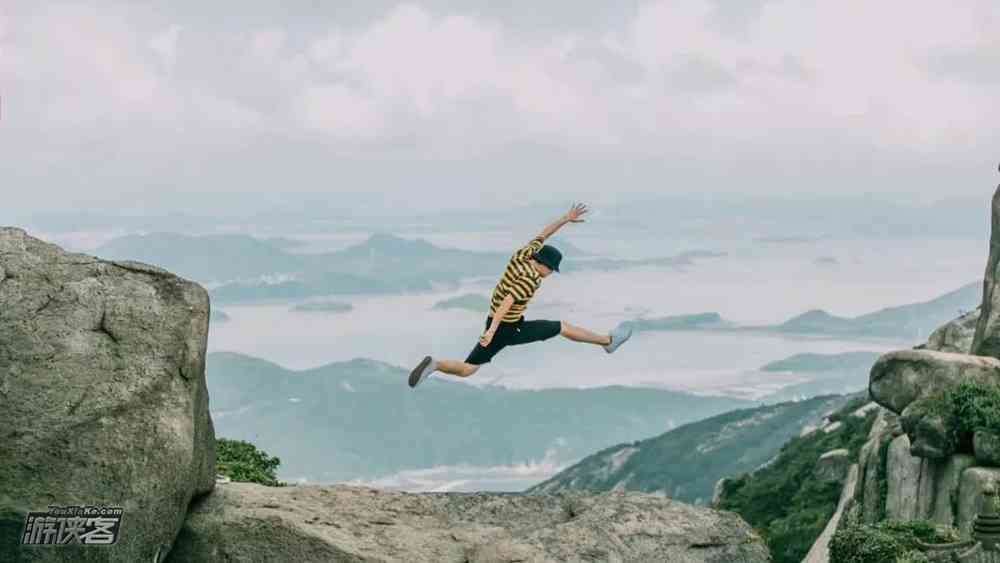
top-left (489, 237), bottom-right (545, 323)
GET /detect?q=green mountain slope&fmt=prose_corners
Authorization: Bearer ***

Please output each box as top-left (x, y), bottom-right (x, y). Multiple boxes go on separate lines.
top-left (206, 351), bottom-right (750, 483)
top-left (717, 395), bottom-right (876, 563)
top-left (527, 394), bottom-right (851, 505)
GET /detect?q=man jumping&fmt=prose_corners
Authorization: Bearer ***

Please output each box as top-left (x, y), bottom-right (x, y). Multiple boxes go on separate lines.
top-left (408, 203), bottom-right (634, 388)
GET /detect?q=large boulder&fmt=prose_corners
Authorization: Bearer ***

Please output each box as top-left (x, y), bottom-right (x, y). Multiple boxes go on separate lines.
top-left (167, 482), bottom-right (772, 563)
top-left (869, 350), bottom-right (1000, 416)
top-left (0, 227), bottom-right (215, 562)
top-left (815, 449), bottom-right (851, 484)
top-left (922, 307), bottom-right (980, 354)
top-left (972, 176), bottom-right (1000, 359)
top-left (870, 350), bottom-right (1000, 458)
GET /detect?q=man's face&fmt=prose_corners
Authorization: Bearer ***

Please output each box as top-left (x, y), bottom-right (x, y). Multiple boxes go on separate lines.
top-left (532, 260), bottom-right (552, 278)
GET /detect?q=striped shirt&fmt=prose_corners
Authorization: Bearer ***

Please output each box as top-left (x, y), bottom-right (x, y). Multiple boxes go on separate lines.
top-left (489, 237), bottom-right (545, 323)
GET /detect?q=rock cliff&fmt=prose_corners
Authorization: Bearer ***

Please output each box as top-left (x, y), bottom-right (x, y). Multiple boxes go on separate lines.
top-left (0, 226), bottom-right (216, 562)
top-left (799, 168), bottom-right (1000, 561)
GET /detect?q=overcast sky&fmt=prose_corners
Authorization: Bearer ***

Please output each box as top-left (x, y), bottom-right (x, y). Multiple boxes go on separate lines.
top-left (2, 1), bottom-right (998, 219)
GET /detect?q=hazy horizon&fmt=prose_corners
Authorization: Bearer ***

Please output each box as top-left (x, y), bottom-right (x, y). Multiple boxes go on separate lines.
top-left (3, 1), bottom-right (998, 220)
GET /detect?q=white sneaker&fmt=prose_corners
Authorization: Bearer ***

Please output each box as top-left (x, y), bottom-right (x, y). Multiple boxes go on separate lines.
top-left (408, 356), bottom-right (436, 388)
top-left (603, 322), bottom-right (634, 354)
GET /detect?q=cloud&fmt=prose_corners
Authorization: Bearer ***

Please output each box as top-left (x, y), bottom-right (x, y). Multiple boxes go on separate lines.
top-left (1, 0), bottom-right (998, 214)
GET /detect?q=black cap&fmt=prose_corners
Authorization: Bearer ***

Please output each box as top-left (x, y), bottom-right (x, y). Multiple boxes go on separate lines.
top-left (534, 245), bottom-right (562, 273)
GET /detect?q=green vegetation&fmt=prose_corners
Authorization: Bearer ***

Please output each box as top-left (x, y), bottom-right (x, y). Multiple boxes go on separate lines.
top-left (922, 380), bottom-right (1000, 456)
top-left (529, 394), bottom-right (853, 505)
top-left (216, 438), bottom-right (286, 487)
top-left (828, 520), bottom-right (959, 563)
top-left (718, 395), bottom-right (874, 563)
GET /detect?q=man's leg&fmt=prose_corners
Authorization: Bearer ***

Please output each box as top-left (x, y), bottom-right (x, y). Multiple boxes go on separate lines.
top-left (435, 359), bottom-right (480, 378)
top-left (559, 321), bottom-right (612, 346)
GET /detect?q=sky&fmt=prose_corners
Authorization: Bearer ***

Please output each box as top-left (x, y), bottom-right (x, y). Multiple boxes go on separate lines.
top-left (2, 1), bottom-right (998, 218)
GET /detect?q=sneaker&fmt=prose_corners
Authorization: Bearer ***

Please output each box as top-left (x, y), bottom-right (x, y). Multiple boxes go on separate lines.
top-left (603, 322), bottom-right (634, 354)
top-left (408, 355), bottom-right (436, 388)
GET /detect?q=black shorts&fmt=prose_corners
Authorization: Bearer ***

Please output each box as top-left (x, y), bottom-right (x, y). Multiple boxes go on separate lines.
top-left (464, 316), bottom-right (562, 365)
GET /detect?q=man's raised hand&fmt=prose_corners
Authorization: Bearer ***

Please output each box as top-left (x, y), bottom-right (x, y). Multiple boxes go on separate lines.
top-left (566, 202), bottom-right (589, 223)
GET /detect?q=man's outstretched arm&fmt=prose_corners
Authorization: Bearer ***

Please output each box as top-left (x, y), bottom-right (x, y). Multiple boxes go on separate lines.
top-left (535, 202), bottom-right (589, 242)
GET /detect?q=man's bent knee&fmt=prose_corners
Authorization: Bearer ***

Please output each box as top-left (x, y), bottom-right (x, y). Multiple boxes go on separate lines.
top-left (463, 363), bottom-right (480, 377)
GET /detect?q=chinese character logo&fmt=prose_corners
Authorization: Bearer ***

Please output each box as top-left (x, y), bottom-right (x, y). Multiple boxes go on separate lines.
top-left (20, 506), bottom-right (123, 546)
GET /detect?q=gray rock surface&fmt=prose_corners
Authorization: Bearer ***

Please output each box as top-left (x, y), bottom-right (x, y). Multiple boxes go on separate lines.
top-left (899, 401), bottom-right (953, 459)
top-left (167, 482), bottom-right (772, 563)
top-left (886, 435), bottom-right (924, 520)
top-left (869, 350), bottom-right (1000, 416)
top-left (815, 449), bottom-right (851, 484)
top-left (974, 431), bottom-right (1000, 467)
top-left (870, 350), bottom-right (1000, 458)
top-left (972, 179), bottom-right (1000, 359)
top-left (924, 308), bottom-right (980, 354)
top-left (0, 226), bottom-right (215, 562)
top-left (930, 455), bottom-right (976, 527)
top-left (957, 467), bottom-right (1000, 537)
top-left (857, 408), bottom-right (892, 525)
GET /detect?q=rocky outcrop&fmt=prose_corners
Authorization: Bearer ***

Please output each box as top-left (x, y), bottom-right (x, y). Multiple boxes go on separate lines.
top-left (856, 407), bottom-right (894, 524)
top-left (957, 468), bottom-right (1000, 537)
top-left (923, 307), bottom-right (980, 354)
top-left (972, 169), bottom-right (1000, 359)
top-left (931, 455), bottom-right (978, 527)
top-left (815, 449), bottom-right (851, 484)
top-left (869, 350), bottom-right (1000, 458)
top-left (975, 431), bottom-right (1000, 466)
top-left (167, 482), bottom-right (772, 563)
top-left (0, 227), bottom-right (216, 562)
top-left (886, 435), bottom-right (925, 520)
top-left (869, 350), bottom-right (1000, 417)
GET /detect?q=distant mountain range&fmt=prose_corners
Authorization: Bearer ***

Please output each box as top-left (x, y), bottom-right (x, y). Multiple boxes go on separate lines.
top-left (757, 351), bottom-right (881, 403)
top-left (96, 232), bottom-right (310, 283)
top-left (527, 394), bottom-right (851, 505)
top-left (759, 351), bottom-right (880, 373)
top-left (561, 251), bottom-right (726, 273)
top-left (206, 351), bottom-right (749, 483)
top-left (771, 281), bottom-right (980, 340)
top-left (628, 281), bottom-right (980, 343)
top-left (96, 232), bottom-right (718, 303)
